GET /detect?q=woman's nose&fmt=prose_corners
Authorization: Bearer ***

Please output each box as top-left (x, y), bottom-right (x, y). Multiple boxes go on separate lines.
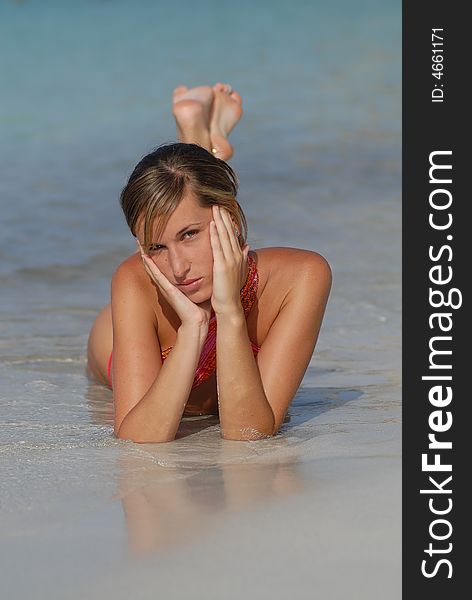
top-left (168, 249), bottom-right (191, 279)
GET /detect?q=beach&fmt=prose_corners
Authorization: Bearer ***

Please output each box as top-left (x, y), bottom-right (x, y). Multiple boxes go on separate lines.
top-left (0, 1), bottom-right (401, 598)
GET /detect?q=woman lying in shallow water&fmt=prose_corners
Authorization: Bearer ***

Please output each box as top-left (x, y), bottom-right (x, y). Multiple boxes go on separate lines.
top-left (87, 82), bottom-right (332, 443)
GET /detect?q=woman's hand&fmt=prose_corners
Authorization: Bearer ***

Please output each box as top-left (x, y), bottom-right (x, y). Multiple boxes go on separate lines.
top-left (137, 240), bottom-right (211, 329)
top-left (210, 205), bottom-right (250, 316)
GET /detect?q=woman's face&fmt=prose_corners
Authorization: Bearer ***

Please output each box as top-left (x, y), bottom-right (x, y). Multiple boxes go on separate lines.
top-left (137, 191), bottom-right (214, 303)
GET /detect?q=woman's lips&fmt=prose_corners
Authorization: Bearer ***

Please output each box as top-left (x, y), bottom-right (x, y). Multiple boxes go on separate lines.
top-left (176, 277), bottom-right (203, 291)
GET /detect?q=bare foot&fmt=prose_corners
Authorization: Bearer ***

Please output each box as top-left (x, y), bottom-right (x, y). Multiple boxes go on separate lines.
top-left (172, 85), bottom-right (214, 150)
top-left (209, 82), bottom-right (243, 161)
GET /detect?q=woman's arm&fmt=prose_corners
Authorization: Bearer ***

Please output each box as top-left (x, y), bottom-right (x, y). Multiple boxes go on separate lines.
top-left (217, 251), bottom-right (332, 440)
top-left (111, 260), bottom-right (208, 443)
top-left (116, 324), bottom-right (208, 443)
top-left (216, 309), bottom-right (275, 439)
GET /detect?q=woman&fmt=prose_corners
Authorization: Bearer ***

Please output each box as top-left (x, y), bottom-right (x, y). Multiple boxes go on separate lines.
top-left (87, 82), bottom-right (332, 443)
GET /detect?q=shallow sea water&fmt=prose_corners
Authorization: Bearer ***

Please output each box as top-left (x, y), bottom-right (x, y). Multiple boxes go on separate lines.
top-left (1, 1), bottom-right (401, 598)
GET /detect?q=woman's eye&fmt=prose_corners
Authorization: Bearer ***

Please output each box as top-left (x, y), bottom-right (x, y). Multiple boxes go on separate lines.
top-left (147, 231), bottom-right (198, 253)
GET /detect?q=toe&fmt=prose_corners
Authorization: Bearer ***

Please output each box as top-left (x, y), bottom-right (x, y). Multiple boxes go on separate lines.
top-left (173, 85), bottom-right (188, 99)
top-left (230, 90), bottom-right (243, 105)
top-left (213, 82), bottom-right (226, 92)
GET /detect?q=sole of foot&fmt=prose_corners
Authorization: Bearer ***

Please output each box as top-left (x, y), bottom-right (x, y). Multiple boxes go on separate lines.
top-left (172, 85), bottom-right (214, 148)
top-left (209, 82), bottom-right (243, 161)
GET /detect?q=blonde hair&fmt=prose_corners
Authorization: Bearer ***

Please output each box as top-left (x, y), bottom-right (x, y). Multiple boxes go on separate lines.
top-left (120, 143), bottom-right (248, 252)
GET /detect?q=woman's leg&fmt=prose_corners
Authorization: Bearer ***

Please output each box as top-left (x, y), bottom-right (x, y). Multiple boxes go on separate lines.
top-left (209, 83), bottom-right (243, 161)
top-left (172, 85), bottom-right (214, 151)
top-left (87, 304), bottom-right (113, 386)
top-left (172, 82), bottom-right (243, 160)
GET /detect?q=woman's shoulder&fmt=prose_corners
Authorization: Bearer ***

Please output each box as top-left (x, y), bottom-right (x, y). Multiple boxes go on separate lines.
top-left (110, 253), bottom-right (159, 327)
top-left (250, 247), bottom-right (331, 310)
top-left (111, 252), bottom-right (153, 295)
top-left (252, 246), bottom-right (331, 279)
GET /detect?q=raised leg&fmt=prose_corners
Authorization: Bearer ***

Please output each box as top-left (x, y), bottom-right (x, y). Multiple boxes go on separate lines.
top-left (172, 83), bottom-right (243, 160)
top-left (209, 83), bottom-right (243, 161)
top-left (172, 85), bottom-right (214, 151)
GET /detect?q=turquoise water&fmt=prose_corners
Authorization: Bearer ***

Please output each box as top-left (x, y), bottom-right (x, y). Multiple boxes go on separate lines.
top-left (1, 0), bottom-right (400, 262)
top-left (0, 1), bottom-right (401, 598)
